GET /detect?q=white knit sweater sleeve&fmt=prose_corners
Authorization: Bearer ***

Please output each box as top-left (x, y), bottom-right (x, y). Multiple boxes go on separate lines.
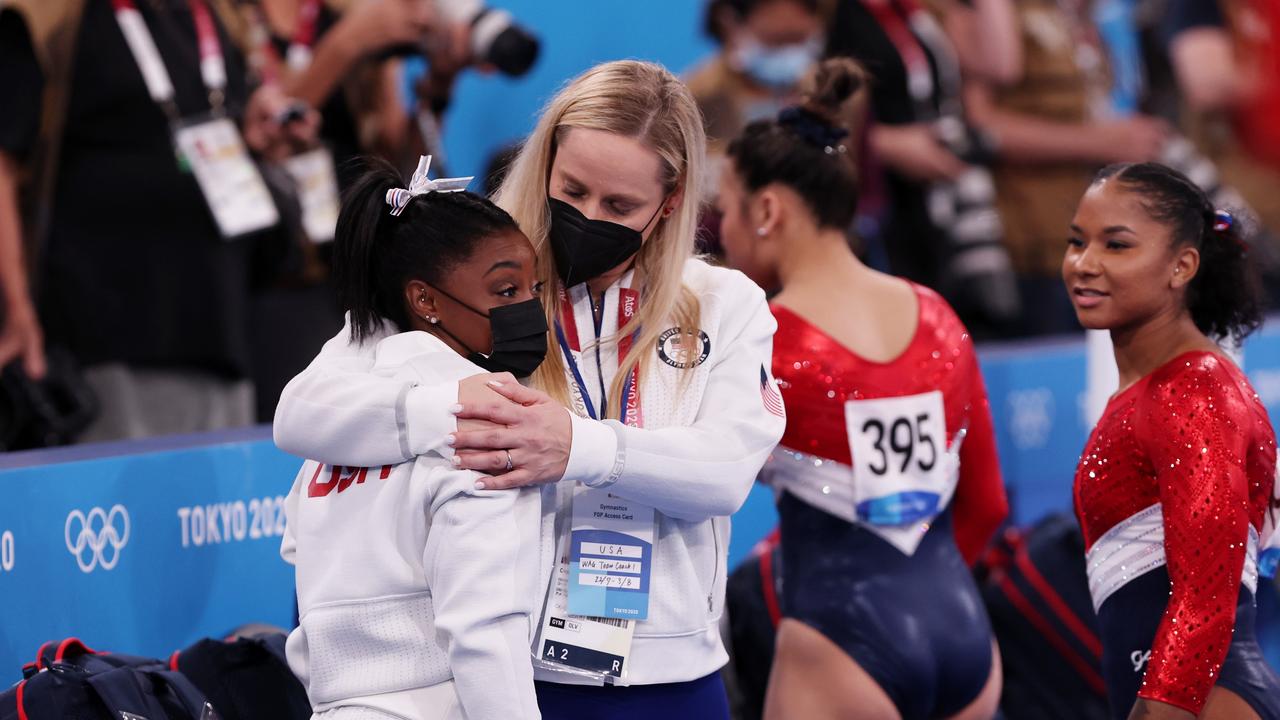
top-left (422, 463), bottom-right (542, 720)
top-left (273, 316), bottom-right (465, 467)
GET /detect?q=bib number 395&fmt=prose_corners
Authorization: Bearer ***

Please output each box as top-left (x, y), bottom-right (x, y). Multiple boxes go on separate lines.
top-left (845, 391), bottom-right (950, 526)
top-left (861, 414), bottom-right (937, 476)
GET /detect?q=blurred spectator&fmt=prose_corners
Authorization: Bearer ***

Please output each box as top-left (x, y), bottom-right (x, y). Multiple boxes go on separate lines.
top-left (253, 0), bottom-right (437, 184)
top-left (686, 0), bottom-right (826, 155)
top-left (1165, 0), bottom-right (1280, 245)
top-left (686, 0), bottom-right (831, 258)
top-left (0, 0), bottom-right (311, 443)
top-left (961, 0), bottom-right (1172, 335)
top-left (1228, 0), bottom-right (1280, 171)
top-left (827, 0), bottom-right (1021, 337)
top-left (242, 0), bottom-right (445, 423)
top-left (923, 0), bottom-right (1024, 85)
top-left (1099, 0), bottom-right (1280, 309)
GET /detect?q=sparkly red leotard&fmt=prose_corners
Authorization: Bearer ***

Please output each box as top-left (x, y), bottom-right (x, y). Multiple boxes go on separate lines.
top-left (763, 283), bottom-right (1008, 718)
top-left (1074, 351), bottom-right (1280, 717)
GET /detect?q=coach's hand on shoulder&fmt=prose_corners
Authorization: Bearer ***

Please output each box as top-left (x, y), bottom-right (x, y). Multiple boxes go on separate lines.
top-left (448, 379), bottom-right (571, 490)
top-left (454, 373), bottom-right (515, 435)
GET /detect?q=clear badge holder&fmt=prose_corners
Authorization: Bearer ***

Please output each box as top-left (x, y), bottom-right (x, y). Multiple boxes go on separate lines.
top-left (171, 113), bottom-right (280, 240)
top-left (531, 512), bottom-right (639, 685)
top-left (282, 146), bottom-right (340, 243)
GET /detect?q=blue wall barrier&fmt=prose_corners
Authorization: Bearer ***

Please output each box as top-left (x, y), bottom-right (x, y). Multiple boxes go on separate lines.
top-left (0, 428), bottom-right (300, 679)
top-left (4, 319), bottom-right (1280, 678)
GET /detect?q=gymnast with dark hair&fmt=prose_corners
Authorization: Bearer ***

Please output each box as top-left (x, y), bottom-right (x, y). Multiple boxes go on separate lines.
top-left (718, 57), bottom-right (1009, 720)
top-left (1067, 162), bottom-right (1280, 720)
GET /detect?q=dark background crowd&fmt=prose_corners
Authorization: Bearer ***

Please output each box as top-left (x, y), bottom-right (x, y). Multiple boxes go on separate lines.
top-left (1, 0), bottom-right (1277, 449)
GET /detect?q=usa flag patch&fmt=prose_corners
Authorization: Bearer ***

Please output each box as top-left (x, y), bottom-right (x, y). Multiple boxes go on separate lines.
top-left (760, 365), bottom-right (785, 418)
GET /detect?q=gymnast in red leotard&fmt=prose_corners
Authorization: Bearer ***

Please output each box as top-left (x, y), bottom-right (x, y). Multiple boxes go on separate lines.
top-left (1066, 162), bottom-right (1279, 720)
top-left (717, 57), bottom-right (1008, 720)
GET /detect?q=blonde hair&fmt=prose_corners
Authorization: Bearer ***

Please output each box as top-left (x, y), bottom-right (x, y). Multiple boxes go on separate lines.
top-left (493, 60), bottom-right (706, 418)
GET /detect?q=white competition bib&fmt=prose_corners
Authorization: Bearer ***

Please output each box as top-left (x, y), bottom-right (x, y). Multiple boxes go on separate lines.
top-left (173, 117), bottom-right (280, 239)
top-left (845, 391), bottom-right (957, 544)
top-left (283, 147), bottom-right (340, 243)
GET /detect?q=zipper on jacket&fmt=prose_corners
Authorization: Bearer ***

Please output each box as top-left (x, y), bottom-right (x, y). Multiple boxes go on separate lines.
top-left (708, 517), bottom-right (720, 612)
top-left (592, 291), bottom-right (609, 418)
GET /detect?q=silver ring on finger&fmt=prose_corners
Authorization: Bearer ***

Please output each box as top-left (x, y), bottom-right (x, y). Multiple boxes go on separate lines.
top-left (504, 450), bottom-right (514, 472)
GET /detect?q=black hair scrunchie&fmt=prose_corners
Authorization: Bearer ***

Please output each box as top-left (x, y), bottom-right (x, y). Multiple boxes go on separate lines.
top-left (777, 106), bottom-right (849, 149)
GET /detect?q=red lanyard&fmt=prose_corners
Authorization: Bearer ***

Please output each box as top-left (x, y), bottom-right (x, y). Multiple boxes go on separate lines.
top-left (864, 0), bottom-right (934, 105)
top-left (615, 287), bottom-right (642, 428)
top-left (111, 0), bottom-right (226, 114)
top-left (286, 0), bottom-right (322, 71)
top-left (557, 286), bottom-right (644, 427)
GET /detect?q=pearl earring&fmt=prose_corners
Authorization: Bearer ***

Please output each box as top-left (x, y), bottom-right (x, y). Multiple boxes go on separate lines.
top-left (428, 316), bottom-right (439, 324)
top-left (756, 227), bottom-right (767, 237)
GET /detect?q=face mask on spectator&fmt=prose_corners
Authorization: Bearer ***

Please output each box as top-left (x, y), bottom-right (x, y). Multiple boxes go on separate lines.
top-left (733, 36), bottom-right (823, 91)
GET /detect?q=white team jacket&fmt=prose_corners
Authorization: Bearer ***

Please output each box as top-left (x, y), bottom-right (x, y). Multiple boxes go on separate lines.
top-left (280, 331), bottom-right (542, 719)
top-left (275, 258), bottom-right (786, 685)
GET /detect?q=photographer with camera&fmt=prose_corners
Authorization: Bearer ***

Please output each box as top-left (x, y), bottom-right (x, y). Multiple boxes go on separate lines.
top-left (243, 1), bottom-right (539, 426)
top-left (403, 0), bottom-right (539, 177)
top-left (254, 0), bottom-right (435, 180)
top-left (253, 0), bottom-right (537, 177)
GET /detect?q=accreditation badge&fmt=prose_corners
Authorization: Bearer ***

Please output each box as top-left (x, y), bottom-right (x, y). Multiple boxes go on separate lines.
top-left (567, 486), bottom-right (654, 620)
top-left (534, 530), bottom-right (637, 684)
top-left (282, 147), bottom-right (340, 243)
top-left (173, 116), bottom-right (279, 239)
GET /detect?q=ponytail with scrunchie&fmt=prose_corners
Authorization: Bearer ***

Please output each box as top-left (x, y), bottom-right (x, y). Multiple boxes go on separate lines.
top-left (726, 57), bottom-right (866, 230)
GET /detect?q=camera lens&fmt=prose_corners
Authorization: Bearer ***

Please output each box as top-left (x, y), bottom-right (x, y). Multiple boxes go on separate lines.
top-left (471, 9), bottom-right (540, 77)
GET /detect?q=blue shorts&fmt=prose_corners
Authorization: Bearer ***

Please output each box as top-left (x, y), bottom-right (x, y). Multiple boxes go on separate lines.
top-left (778, 491), bottom-right (993, 719)
top-left (535, 672), bottom-right (729, 720)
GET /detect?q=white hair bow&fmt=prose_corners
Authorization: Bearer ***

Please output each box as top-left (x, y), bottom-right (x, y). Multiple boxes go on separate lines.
top-left (385, 155), bottom-right (474, 216)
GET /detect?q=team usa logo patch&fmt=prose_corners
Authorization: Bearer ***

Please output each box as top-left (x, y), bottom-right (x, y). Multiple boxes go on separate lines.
top-left (760, 365), bottom-right (785, 417)
top-left (657, 327), bottom-right (710, 369)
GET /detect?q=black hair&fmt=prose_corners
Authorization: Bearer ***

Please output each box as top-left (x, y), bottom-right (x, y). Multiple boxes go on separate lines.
top-left (333, 157), bottom-right (520, 343)
top-left (1095, 162), bottom-right (1263, 343)
top-left (703, 0), bottom-right (821, 44)
top-left (726, 57), bottom-right (864, 229)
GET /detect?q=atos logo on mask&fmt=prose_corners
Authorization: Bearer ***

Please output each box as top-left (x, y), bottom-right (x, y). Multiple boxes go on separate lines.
top-left (64, 505), bottom-right (130, 573)
top-left (657, 328), bottom-right (710, 369)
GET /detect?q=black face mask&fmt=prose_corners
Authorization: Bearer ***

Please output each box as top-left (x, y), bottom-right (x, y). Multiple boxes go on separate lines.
top-left (431, 290), bottom-right (549, 377)
top-left (547, 197), bottom-right (663, 288)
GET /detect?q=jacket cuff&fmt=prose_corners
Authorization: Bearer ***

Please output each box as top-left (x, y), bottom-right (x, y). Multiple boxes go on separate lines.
top-left (563, 412), bottom-right (622, 487)
top-left (402, 381), bottom-right (459, 458)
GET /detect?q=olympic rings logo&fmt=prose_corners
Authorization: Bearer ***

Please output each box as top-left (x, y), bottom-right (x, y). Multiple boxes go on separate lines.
top-left (64, 505), bottom-right (130, 573)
